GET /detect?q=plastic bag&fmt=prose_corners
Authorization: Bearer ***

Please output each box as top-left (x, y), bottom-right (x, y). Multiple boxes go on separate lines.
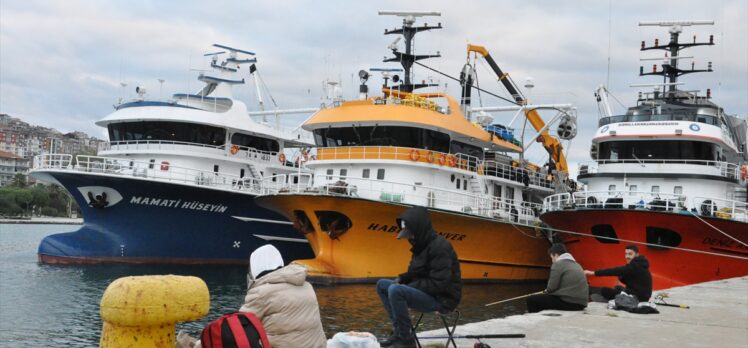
top-left (327, 331), bottom-right (381, 348)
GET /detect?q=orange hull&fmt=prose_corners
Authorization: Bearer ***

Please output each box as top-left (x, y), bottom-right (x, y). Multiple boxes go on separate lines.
top-left (255, 194), bottom-right (551, 283)
top-left (541, 209), bottom-right (748, 290)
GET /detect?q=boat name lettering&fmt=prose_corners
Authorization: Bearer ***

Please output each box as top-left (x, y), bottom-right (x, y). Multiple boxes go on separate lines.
top-left (437, 232), bottom-right (467, 241)
top-left (702, 237), bottom-right (748, 250)
top-left (367, 223), bottom-right (400, 233)
top-left (618, 122), bottom-right (678, 127)
top-left (129, 196), bottom-right (228, 213)
top-left (365, 223), bottom-right (466, 241)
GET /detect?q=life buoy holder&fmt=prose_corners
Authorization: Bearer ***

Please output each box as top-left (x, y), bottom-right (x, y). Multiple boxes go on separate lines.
top-left (427, 151), bottom-right (435, 163)
top-left (230, 145), bottom-right (240, 155)
top-left (741, 164), bottom-right (747, 181)
top-left (160, 161), bottom-right (169, 171)
top-left (278, 153), bottom-right (287, 163)
top-left (409, 149), bottom-right (420, 161)
top-left (446, 155), bottom-right (457, 167)
top-left (438, 153), bottom-right (447, 165)
top-left (477, 163), bottom-right (485, 175)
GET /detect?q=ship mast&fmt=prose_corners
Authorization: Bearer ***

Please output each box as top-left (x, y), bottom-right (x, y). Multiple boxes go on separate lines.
top-left (638, 20), bottom-right (714, 95)
top-left (379, 11), bottom-right (442, 92)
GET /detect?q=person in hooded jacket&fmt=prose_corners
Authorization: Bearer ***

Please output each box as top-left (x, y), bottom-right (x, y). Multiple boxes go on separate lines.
top-left (526, 243), bottom-right (588, 313)
top-left (584, 244), bottom-right (653, 302)
top-left (239, 244), bottom-right (327, 348)
top-left (376, 206), bottom-right (462, 348)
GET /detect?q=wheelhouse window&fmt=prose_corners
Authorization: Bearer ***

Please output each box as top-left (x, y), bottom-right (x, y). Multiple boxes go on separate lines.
top-left (450, 141), bottom-right (483, 160)
top-left (598, 140), bottom-right (719, 162)
top-left (108, 121), bottom-right (225, 146)
top-left (312, 126), bottom-right (450, 153)
top-left (231, 133), bottom-right (280, 152)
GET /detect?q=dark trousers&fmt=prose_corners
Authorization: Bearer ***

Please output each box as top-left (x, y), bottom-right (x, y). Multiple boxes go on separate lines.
top-left (526, 294), bottom-right (586, 313)
top-left (600, 285), bottom-right (625, 300)
top-left (376, 279), bottom-right (442, 338)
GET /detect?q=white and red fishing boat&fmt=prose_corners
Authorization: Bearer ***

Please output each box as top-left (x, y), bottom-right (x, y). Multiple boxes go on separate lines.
top-left (541, 20), bottom-right (748, 290)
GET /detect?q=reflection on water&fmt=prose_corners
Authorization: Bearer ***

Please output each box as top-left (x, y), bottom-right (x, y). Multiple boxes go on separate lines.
top-left (0, 224), bottom-right (543, 347)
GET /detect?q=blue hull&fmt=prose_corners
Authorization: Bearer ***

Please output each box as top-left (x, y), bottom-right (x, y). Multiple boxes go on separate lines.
top-left (37, 172), bottom-right (314, 265)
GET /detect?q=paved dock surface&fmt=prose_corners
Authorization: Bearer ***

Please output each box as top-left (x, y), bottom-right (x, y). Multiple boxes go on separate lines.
top-left (418, 276), bottom-right (748, 348)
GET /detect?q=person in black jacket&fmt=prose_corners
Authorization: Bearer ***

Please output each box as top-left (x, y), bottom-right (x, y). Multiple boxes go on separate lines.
top-left (376, 206), bottom-right (462, 348)
top-left (584, 244), bottom-right (653, 301)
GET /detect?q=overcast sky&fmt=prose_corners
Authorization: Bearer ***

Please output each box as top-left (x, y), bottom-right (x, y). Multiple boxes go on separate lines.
top-left (1, 0), bottom-right (746, 171)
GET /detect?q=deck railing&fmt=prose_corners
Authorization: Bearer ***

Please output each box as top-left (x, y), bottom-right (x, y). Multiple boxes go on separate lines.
top-left (315, 146), bottom-right (554, 188)
top-left (32, 154), bottom-right (298, 196)
top-left (273, 175), bottom-right (543, 226)
top-left (579, 159), bottom-right (742, 181)
top-left (543, 190), bottom-right (747, 223)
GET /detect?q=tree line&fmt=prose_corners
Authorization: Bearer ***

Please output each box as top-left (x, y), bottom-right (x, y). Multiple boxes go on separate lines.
top-left (0, 173), bottom-right (80, 218)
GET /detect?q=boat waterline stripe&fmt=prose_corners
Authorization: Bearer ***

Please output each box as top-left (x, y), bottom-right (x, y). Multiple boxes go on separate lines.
top-left (232, 216), bottom-right (294, 225)
top-left (253, 234), bottom-right (309, 243)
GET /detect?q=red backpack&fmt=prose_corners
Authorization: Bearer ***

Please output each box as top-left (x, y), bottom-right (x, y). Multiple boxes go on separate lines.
top-left (200, 312), bottom-right (271, 348)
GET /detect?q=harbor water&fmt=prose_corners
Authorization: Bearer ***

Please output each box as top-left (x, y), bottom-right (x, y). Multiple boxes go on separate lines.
top-left (0, 224), bottom-right (543, 347)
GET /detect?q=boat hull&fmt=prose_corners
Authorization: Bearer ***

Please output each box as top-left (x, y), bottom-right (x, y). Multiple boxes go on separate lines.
top-left (32, 170), bottom-right (314, 265)
top-left (540, 209), bottom-right (748, 290)
top-left (255, 194), bottom-right (551, 283)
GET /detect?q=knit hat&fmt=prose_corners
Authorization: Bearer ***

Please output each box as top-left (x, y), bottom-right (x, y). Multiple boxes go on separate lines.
top-left (249, 244), bottom-right (284, 280)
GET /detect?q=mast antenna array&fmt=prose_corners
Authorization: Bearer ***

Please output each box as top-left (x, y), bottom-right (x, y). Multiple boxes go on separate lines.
top-left (378, 11), bottom-right (442, 92)
top-left (638, 20), bottom-right (715, 93)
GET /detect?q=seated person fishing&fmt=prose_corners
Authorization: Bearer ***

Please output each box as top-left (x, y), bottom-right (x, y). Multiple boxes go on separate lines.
top-left (376, 206), bottom-right (462, 348)
top-left (584, 244), bottom-right (653, 302)
top-left (526, 243), bottom-right (588, 313)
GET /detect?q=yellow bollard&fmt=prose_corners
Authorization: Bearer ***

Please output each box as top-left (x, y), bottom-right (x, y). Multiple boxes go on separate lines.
top-left (99, 275), bottom-right (210, 348)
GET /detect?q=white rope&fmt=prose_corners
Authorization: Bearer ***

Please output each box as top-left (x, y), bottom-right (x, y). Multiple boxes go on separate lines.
top-left (685, 209), bottom-right (748, 248)
top-left (511, 219), bottom-right (748, 261)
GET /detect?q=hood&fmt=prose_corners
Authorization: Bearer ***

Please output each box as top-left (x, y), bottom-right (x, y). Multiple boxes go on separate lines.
top-left (630, 255), bottom-right (650, 269)
top-left (252, 263), bottom-right (308, 288)
top-left (556, 252), bottom-right (576, 263)
top-left (396, 206), bottom-right (436, 252)
top-left (249, 244), bottom-right (285, 280)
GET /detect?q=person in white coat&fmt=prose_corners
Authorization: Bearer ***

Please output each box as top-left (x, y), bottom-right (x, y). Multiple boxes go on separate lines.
top-left (239, 244), bottom-right (327, 348)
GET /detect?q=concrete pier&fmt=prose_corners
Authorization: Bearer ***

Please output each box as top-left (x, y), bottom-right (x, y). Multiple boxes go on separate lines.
top-left (418, 276), bottom-right (748, 348)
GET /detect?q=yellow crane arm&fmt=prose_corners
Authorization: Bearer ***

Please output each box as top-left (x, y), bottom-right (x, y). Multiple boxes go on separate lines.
top-left (467, 44), bottom-right (568, 173)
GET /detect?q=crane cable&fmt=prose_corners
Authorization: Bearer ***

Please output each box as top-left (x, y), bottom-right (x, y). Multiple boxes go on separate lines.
top-left (414, 61), bottom-right (519, 106)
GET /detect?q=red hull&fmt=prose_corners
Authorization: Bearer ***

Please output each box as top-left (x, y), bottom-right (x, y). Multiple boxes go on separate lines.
top-left (541, 209), bottom-right (748, 290)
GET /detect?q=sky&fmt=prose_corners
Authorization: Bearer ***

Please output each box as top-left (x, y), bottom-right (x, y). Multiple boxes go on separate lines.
top-left (1, 0), bottom-right (746, 174)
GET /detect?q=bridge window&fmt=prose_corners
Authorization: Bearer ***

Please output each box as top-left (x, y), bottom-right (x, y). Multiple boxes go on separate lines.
top-left (313, 126), bottom-right (450, 153)
top-left (598, 140), bottom-right (719, 162)
top-left (230, 133), bottom-right (279, 152)
top-left (108, 121), bottom-right (226, 146)
top-left (450, 141), bottom-right (483, 159)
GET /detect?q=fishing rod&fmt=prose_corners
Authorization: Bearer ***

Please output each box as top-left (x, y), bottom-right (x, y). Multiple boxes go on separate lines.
top-left (484, 291), bottom-right (543, 307)
top-left (417, 333), bottom-right (526, 340)
top-left (655, 302), bottom-right (690, 309)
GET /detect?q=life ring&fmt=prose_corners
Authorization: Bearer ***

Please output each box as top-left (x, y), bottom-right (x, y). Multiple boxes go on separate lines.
top-left (477, 163), bottom-right (485, 175)
top-left (230, 145), bottom-right (240, 155)
top-left (278, 153), bottom-right (286, 163)
top-left (427, 151), bottom-right (435, 163)
top-left (409, 149), bottom-right (420, 161)
top-left (160, 161), bottom-right (169, 171)
top-left (446, 155), bottom-right (457, 167)
top-left (741, 165), bottom-right (747, 181)
top-left (438, 153), bottom-right (447, 165)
